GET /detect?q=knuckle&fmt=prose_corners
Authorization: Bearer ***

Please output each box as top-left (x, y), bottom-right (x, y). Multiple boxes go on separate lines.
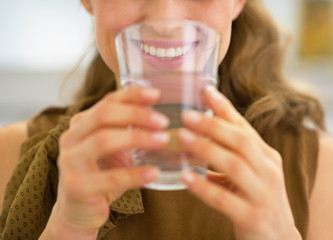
top-left (70, 112), bottom-right (83, 126)
top-left (93, 131), bottom-right (110, 151)
top-left (107, 173), bottom-right (123, 188)
top-left (203, 117), bottom-right (219, 135)
top-left (58, 150), bottom-right (78, 172)
top-left (125, 169), bottom-right (143, 186)
top-left (104, 92), bottom-right (116, 103)
top-left (192, 138), bottom-right (205, 151)
top-left (131, 130), bottom-right (150, 147)
top-left (257, 185), bottom-right (271, 207)
top-left (270, 148), bottom-right (283, 166)
top-left (59, 130), bottom-right (71, 150)
top-left (226, 157), bottom-right (243, 176)
top-left (62, 173), bottom-right (87, 199)
top-left (194, 135), bottom-right (212, 152)
top-left (267, 165), bottom-right (284, 188)
top-left (93, 103), bottom-right (110, 125)
top-left (58, 151), bottom-right (70, 168)
top-left (255, 183), bottom-right (269, 203)
top-left (192, 139), bottom-right (210, 157)
top-left (234, 129), bottom-right (251, 149)
top-left (210, 189), bottom-right (225, 209)
top-left (130, 107), bottom-right (148, 123)
top-left (106, 170), bottom-right (132, 191)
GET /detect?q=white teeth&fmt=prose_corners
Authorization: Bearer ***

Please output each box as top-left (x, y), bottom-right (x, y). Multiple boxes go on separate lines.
top-left (139, 42), bottom-right (193, 59)
top-left (156, 48), bottom-right (166, 57)
top-left (183, 45), bottom-right (191, 54)
top-left (144, 44), bottom-right (150, 54)
top-left (176, 47), bottom-right (183, 57)
top-left (149, 46), bottom-right (156, 56)
top-left (166, 48), bottom-right (176, 58)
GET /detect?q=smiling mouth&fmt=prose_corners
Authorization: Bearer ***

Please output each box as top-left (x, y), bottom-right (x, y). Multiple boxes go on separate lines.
top-left (132, 40), bottom-right (200, 59)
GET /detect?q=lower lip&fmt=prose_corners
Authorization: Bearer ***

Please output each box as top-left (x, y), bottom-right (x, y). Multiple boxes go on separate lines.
top-left (143, 54), bottom-right (185, 70)
top-left (135, 42), bottom-right (199, 70)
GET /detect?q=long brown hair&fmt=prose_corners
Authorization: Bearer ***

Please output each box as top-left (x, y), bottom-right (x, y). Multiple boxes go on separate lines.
top-left (75, 0), bottom-right (326, 132)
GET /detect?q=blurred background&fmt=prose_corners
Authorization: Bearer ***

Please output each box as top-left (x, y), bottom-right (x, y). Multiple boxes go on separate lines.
top-left (1, 0), bottom-right (333, 132)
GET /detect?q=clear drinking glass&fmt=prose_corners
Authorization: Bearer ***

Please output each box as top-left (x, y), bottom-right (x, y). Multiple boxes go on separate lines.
top-left (115, 19), bottom-right (220, 190)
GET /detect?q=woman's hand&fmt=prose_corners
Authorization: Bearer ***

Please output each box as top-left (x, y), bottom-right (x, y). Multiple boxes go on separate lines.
top-left (43, 87), bottom-right (170, 239)
top-left (179, 87), bottom-right (302, 240)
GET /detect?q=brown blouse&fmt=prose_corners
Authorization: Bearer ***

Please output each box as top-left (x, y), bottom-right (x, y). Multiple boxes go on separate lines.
top-left (0, 95), bottom-right (318, 240)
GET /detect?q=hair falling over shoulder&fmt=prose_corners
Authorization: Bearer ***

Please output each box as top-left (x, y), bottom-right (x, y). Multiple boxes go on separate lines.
top-left (75, 0), bottom-right (326, 133)
top-left (220, 0), bottom-right (326, 132)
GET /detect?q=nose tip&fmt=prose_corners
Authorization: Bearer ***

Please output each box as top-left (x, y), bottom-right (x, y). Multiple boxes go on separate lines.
top-left (143, 19), bottom-right (185, 37)
top-left (143, 0), bottom-right (186, 36)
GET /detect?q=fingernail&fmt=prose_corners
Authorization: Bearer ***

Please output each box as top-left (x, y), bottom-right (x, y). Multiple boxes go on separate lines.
top-left (141, 88), bottom-right (160, 100)
top-left (151, 131), bottom-right (170, 143)
top-left (182, 170), bottom-right (196, 185)
top-left (205, 86), bottom-right (225, 102)
top-left (151, 112), bottom-right (170, 128)
top-left (178, 129), bottom-right (195, 143)
top-left (183, 110), bottom-right (202, 124)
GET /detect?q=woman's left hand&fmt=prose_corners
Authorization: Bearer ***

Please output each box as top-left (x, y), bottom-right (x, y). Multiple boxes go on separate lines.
top-left (178, 87), bottom-right (302, 240)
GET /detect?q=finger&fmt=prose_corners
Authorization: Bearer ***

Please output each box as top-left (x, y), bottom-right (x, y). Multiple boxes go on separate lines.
top-left (82, 102), bottom-right (169, 129)
top-left (182, 109), bottom-right (281, 175)
top-left (69, 86), bottom-right (162, 127)
top-left (97, 151), bottom-right (134, 169)
top-left (85, 167), bottom-right (160, 201)
top-left (206, 171), bottom-right (237, 193)
top-left (205, 86), bottom-right (250, 128)
top-left (59, 129), bottom-right (170, 173)
top-left (178, 129), bottom-right (264, 203)
top-left (62, 102), bottom-right (170, 148)
top-left (65, 166), bottom-right (159, 203)
top-left (182, 110), bottom-right (266, 174)
top-left (183, 110), bottom-right (257, 151)
top-left (182, 170), bottom-right (250, 227)
top-left (65, 87), bottom-right (163, 145)
top-left (204, 88), bottom-right (282, 167)
top-left (101, 87), bottom-right (163, 107)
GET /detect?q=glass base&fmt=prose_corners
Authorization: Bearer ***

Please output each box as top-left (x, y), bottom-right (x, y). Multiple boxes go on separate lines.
top-left (144, 171), bottom-right (188, 190)
top-left (132, 149), bottom-right (206, 191)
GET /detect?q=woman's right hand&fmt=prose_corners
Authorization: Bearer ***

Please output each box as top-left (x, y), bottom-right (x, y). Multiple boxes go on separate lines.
top-left (41, 87), bottom-right (170, 239)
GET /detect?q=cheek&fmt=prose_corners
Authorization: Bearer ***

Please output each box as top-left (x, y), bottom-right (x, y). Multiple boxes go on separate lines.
top-left (217, 24), bottom-right (233, 64)
top-left (192, 5), bottom-right (234, 65)
top-left (212, 15), bottom-right (234, 64)
top-left (93, 5), bottom-right (142, 76)
top-left (202, 19), bottom-right (233, 65)
top-left (94, 18), bottom-right (127, 76)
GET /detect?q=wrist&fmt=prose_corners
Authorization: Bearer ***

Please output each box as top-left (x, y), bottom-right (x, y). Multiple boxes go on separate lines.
top-left (39, 202), bottom-right (99, 240)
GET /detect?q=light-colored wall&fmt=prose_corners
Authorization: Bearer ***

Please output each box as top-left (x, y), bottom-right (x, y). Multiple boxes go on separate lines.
top-left (0, 1), bottom-right (92, 126)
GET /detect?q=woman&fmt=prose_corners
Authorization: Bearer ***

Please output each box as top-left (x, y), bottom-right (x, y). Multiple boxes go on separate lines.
top-left (1, 0), bottom-right (333, 239)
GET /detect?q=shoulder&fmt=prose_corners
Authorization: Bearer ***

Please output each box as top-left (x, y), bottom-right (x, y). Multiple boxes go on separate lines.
top-left (0, 121), bottom-right (28, 167)
top-left (0, 122), bottom-right (28, 153)
top-left (0, 122), bottom-right (28, 210)
top-left (307, 133), bottom-right (333, 239)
